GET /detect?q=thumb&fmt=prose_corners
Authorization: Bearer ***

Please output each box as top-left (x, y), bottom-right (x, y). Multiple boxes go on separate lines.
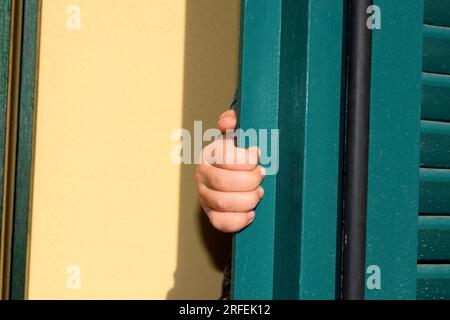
top-left (217, 109), bottom-right (237, 133)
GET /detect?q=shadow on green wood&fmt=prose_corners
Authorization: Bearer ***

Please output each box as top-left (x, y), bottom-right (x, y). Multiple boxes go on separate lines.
top-left (232, 0), bottom-right (345, 300)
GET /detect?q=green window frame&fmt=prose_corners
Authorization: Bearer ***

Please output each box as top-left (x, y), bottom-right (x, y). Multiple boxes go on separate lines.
top-left (1, 0), bottom-right (445, 301)
top-left (0, 0), bottom-right (40, 300)
top-left (0, 0), bottom-right (13, 299)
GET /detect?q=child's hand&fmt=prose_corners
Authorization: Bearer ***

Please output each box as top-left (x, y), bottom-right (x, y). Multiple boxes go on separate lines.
top-left (195, 110), bottom-right (265, 233)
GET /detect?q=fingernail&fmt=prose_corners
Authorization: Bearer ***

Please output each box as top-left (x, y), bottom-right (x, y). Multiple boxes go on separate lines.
top-left (248, 211), bottom-right (256, 222)
top-left (260, 166), bottom-right (266, 178)
top-left (258, 186), bottom-right (264, 199)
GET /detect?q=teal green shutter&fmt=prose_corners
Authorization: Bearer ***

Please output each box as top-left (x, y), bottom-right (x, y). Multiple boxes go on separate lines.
top-left (417, 0), bottom-right (450, 300)
top-left (363, 0), bottom-right (424, 300)
top-left (232, 0), bottom-right (345, 300)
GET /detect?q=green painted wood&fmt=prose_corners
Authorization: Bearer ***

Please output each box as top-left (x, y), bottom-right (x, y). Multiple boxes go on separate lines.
top-left (424, 0), bottom-right (450, 28)
top-left (9, 0), bottom-right (40, 300)
top-left (420, 120), bottom-right (450, 169)
top-left (419, 168), bottom-right (450, 215)
top-left (0, 0), bottom-right (12, 250)
top-left (273, 0), bottom-right (344, 300)
top-left (232, 0), bottom-right (344, 299)
top-left (232, 0), bottom-right (282, 300)
top-left (418, 216), bottom-right (450, 261)
top-left (422, 73), bottom-right (450, 121)
top-left (417, 264), bottom-right (450, 300)
top-left (365, 0), bottom-right (423, 300)
top-left (423, 24), bottom-right (450, 74)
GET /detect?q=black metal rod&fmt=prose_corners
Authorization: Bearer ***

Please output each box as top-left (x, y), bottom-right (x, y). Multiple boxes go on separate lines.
top-left (341, 0), bottom-right (373, 300)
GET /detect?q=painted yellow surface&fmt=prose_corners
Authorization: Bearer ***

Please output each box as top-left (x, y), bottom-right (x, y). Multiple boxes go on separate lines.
top-left (28, 0), bottom-right (240, 299)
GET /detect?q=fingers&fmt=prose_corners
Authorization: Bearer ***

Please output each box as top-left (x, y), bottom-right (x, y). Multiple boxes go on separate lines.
top-left (204, 208), bottom-right (255, 233)
top-left (218, 109), bottom-right (237, 133)
top-left (206, 138), bottom-right (259, 171)
top-left (197, 164), bottom-right (265, 192)
top-left (198, 184), bottom-right (264, 213)
top-left (195, 108), bottom-right (264, 234)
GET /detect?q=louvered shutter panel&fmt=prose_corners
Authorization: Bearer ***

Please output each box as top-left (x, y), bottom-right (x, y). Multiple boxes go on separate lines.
top-left (417, 0), bottom-right (450, 300)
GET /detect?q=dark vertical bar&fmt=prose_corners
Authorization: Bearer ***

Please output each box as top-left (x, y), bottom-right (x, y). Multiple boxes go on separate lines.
top-left (1, 0), bottom-right (23, 300)
top-left (9, 0), bottom-right (41, 300)
top-left (341, 0), bottom-right (373, 300)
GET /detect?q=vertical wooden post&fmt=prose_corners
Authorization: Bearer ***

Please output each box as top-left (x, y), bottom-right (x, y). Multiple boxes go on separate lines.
top-left (233, 0), bottom-right (345, 299)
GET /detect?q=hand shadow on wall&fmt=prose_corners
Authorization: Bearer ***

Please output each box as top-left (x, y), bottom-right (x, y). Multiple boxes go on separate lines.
top-left (166, 0), bottom-right (241, 299)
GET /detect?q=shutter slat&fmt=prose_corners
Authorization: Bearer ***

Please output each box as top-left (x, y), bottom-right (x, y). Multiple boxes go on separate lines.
top-left (423, 24), bottom-right (450, 74)
top-left (418, 216), bottom-right (450, 261)
top-left (419, 168), bottom-right (450, 214)
top-left (420, 120), bottom-right (450, 168)
top-left (419, 1), bottom-right (450, 301)
top-left (417, 264), bottom-right (450, 300)
top-left (422, 73), bottom-right (450, 121)
top-left (424, 0), bottom-right (450, 28)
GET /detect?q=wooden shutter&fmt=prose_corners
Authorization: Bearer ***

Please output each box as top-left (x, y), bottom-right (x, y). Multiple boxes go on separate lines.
top-left (417, 0), bottom-right (450, 300)
top-left (233, 0), bottom-right (425, 300)
top-left (232, 0), bottom-right (345, 299)
top-left (363, 0), bottom-right (423, 299)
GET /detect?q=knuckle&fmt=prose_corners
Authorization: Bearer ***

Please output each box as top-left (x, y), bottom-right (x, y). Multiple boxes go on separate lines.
top-left (212, 174), bottom-right (226, 191)
top-left (239, 195), bottom-right (257, 212)
top-left (251, 172), bottom-right (263, 187)
top-left (197, 184), bottom-right (208, 199)
top-left (215, 195), bottom-right (227, 211)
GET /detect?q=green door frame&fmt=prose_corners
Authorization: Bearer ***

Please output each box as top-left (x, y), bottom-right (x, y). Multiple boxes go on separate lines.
top-left (232, 0), bottom-right (345, 300)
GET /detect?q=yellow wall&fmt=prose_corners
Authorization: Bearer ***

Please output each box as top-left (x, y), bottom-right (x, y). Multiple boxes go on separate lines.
top-left (28, 0), bottom-right (240, 299)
